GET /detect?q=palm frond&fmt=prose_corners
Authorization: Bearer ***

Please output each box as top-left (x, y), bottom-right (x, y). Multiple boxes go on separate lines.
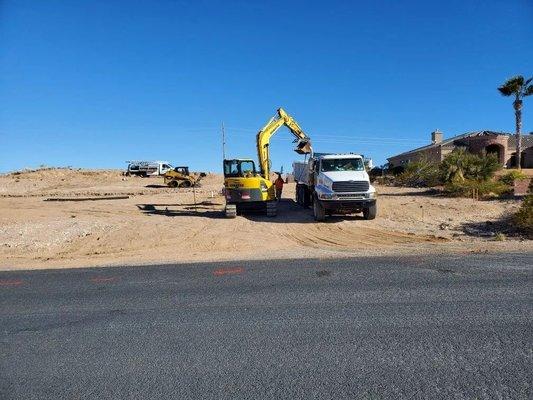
top-left (498, 86), bottom-right (514, 96)
top-left (498, 75), bottom-right (525, 96)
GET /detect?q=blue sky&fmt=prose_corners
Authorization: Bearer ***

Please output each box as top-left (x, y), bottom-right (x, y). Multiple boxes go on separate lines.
top-left (1, 0), bottom-right (532, 173)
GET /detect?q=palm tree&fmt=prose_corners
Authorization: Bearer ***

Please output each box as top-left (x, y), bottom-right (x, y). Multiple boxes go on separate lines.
top-left (497, 75), bottom-right (533, 169)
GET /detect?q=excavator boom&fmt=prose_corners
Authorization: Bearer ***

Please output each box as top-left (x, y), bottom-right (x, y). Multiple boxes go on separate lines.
top-left (256, 108), bottom-right (312, 179)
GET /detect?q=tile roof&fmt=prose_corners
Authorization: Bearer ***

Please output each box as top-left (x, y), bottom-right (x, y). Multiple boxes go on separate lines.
top-left (387, 131), bottom-right (533, 160)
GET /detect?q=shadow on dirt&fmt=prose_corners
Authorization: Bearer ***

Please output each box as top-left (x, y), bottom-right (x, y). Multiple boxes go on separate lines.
top-left (136, 199), bottom-right (367, 223)
top-left (241, 199), bottom-right (366, 224)
top-left (460, 215), bottom-right (523, 238)
top-left (378, 188), bottom-right (442, 197)
top-left (136, 203), bottom-right (225, 219)
top-left (144, 184), bottom-right (168, 188)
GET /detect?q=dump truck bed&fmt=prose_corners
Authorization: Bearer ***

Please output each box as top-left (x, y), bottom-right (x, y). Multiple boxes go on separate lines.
top-left (293, 161), bottom-right (311, 185)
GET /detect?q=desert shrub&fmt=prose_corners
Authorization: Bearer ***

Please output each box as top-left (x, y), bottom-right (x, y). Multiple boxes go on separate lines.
top-left (390, 165), bottom-right (405, 175)
top-left (373, 175), bottom-right (396, 185)
top-left (443, 179), bottom-right (509, 198)
top-left (396, 158), bottom-right (441, 187)
top-left (513, 195), bottom-right (533, 237)
top-left (440, 149), bottom-right (501, 183)
top-left (499, 170), bottom-right (527, 186)
top-left (368, 167), bottom-right (384, 182)
top-left (494, 233), bottom-right (507, 241)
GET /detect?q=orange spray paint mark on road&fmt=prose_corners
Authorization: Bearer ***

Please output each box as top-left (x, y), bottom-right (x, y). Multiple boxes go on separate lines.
top-left (0, 279), bottom-right (24, 287)
top-left (213, 267), bottom-right (244, 276)
top-left (90, 277), bottom-right (117, 283)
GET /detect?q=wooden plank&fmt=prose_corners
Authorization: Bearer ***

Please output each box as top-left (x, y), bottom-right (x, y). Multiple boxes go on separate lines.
top-left (43, 196), bottom-right (130, 202)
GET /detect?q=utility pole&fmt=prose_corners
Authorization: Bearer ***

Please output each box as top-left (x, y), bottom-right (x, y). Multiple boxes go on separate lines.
top-left (221, 122), bottom-right (226, 160)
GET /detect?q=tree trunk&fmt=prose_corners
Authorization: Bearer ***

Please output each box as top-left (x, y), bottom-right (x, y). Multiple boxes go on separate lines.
top-left (514, 99), bottom-right (522, 169)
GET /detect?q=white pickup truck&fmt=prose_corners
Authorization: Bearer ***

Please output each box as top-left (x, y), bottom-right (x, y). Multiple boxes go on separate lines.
top-left (125, 161), bottom-right (173, 177)
top-left (293, 153), bottom-right (377, 221)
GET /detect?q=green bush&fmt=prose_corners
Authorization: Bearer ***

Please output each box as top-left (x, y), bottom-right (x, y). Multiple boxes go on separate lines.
top-left (440, 149), bottom-right (501, 183)
top-left (443, 179), bottom-right (509, 198)
top-left (514, 195), bottom-right (533, 237)
top-left (499, 170), bottom-right (527, 186)
top-left (396, 158), bottom-right (441, 187)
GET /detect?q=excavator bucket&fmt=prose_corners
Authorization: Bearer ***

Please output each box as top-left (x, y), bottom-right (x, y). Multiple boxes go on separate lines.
top-left (294, 139), bottom-right (312, 154)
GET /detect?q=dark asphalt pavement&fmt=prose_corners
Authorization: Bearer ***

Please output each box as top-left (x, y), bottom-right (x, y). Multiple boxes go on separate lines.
top-left (1, 253), bottom-right (532, 399)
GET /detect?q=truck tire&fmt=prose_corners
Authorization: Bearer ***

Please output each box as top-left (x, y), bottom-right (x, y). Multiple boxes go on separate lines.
top-left (168, 180), bottom-right (178, 188)
top-left (296, 185), bottom-right (303, 205)
top-left (181, 180), bottom-right (192, 188)
top-left (304, 187), bottom-right (311, 208)
top-left (225, 204), bottom-right (237, 218)
top-left (313, 196), bottom-right (326, 222)
top-left (266, 202), bottom-right (277, 217)
top-left (363, 203), bottom-right (377, 220)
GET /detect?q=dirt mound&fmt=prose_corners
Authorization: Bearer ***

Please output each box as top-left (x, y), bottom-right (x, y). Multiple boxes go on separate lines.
top-left (0, 167), bottom-right (222, 198)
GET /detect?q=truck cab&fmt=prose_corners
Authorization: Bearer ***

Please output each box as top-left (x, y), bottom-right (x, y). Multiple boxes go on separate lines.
top-left (294, 153), bottom-right (377, 221)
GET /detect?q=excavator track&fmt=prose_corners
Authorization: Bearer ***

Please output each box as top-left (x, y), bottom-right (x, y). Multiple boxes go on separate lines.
top-left (266, 202), bottom-right (277, 217)
top-left (225, 204), bottom-right (237, 218)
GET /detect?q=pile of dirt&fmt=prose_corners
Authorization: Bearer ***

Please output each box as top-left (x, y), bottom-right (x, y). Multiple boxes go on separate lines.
top-left (0, 168), bottom-right (221, 198)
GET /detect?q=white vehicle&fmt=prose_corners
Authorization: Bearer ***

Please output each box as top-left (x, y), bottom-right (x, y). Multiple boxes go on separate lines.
top-left (125, 161), bottom-right (173, 177)
top-left (293, 153), bottom-right (377, 221)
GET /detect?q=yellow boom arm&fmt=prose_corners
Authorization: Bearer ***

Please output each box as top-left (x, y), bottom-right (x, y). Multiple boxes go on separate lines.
top-left (256, 108), bottom-right (312, 179)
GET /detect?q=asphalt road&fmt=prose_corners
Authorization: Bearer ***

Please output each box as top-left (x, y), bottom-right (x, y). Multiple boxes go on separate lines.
top-left (1, 253), bottom-right (532, 399)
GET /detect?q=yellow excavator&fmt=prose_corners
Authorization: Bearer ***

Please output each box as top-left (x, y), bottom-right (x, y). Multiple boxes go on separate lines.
top-left (223, 108), bottom-right (312, 218)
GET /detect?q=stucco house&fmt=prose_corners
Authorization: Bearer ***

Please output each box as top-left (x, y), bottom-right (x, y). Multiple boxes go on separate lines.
top-left (387, 130), bottom-right (533, 170)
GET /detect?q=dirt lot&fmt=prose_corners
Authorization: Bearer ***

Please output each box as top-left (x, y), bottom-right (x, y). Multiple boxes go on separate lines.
top-left (0, 168), bottom-right (530, 270)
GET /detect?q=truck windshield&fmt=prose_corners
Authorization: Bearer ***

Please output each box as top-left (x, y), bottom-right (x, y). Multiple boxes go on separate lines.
top-left (321, 158), bottom-right (364, 172)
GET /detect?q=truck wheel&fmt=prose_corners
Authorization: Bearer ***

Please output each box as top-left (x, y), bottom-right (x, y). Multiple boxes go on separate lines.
top-left (266, 202), bottom-right (277, 217)
top-left (304, 188), bottom-right (311, 208)
top-left (296, 185), bottom-right (303, 206)
top-left (181, 180), bottom-right (192, 188)
top-left (225, 204), bottom-right (237, 218)
top-left (363, 203), bottom-right (377, 220)
top-left (313, 196), bottom-right (326, 222)
top-left (168, 180), bottom-right (178, 188)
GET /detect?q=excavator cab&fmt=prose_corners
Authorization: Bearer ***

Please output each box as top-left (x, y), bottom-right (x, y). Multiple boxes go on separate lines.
top-left (223, 159), bottom-right (257, 178)
top-left (223, 158), bottom-right (275, 218)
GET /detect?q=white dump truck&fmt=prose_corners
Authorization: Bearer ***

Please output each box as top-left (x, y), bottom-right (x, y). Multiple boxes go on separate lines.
top-left (293, 153), bottom-right (377, 221)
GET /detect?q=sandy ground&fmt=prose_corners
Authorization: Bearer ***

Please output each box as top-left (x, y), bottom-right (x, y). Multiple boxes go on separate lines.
top-left (0, 168), bottom-right (530, 271)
